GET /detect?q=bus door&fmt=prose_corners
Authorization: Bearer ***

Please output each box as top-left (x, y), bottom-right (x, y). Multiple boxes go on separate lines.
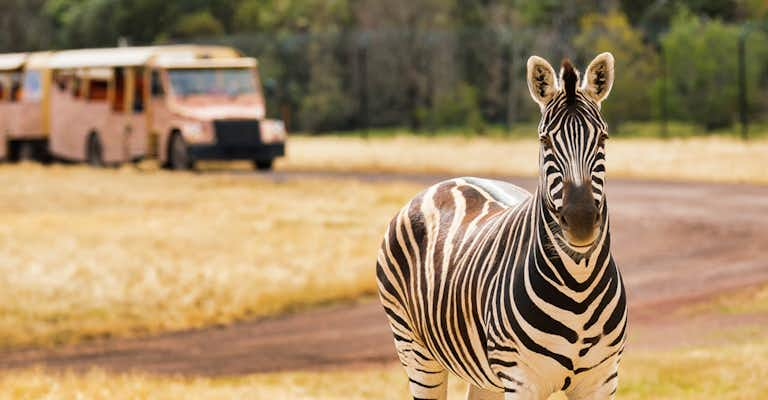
top-left (19, 69), bottom-right (47, 136)
top-left (146, 69), bottom-right (167, 158)
top-left (2, 69), bottom-right (29, 159)
top-left (0, 72), bottom-right (10, 134)
top-left (0, 71), bottom-right (11, 159)
top-left (122, 67), bottom-right (147, 162)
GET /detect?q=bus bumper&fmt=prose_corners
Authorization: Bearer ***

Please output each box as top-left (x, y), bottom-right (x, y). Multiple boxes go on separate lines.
top-left (186, 142), bottom-right (285, 161)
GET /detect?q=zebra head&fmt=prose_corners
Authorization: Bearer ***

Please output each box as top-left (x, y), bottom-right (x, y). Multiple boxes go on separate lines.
top-left (526, 53), bottom-right (615, 249)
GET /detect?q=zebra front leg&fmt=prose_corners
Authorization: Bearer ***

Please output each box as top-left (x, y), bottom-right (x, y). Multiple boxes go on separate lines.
top-left (566, 363), bottom-right (619, 400)
top-left (497, 370), bottom-right (543, 400)
top-left (395, 338), bottom-right (449, 400)
top-left (466, 385), bottom-right (504, 400)
top-left (566, 382), bottom-right (617, 400)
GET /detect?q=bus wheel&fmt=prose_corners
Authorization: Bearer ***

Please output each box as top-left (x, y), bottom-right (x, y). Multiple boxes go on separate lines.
top-left (17, 142), bottom-right (36, 161)
top-left (253, 159), bottom-right (273, 171)
top-left (87, 134), bottom-right (104, 167)
top-left (169, 133), bottom-right (194, 170)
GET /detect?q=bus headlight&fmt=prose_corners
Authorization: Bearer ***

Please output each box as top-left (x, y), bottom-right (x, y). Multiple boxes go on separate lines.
top-left (183, 122), bottom-right (204, 138)
top-left (260, 119), bottom-right (286, 143)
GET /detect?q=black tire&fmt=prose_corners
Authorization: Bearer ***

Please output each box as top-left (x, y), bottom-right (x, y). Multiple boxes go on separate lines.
top-left (7, 142), bottom-right (20, 163)
top-left (253, 159), bottom-right (273, 171)
top-left (86, 133), bottom-right (104, 167)
top-left (17, 142), bottom-right (36, 161)
top-left (169, 133), bottom-right (194, 171)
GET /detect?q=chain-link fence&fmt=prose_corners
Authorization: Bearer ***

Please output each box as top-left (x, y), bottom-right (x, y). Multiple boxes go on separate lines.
top-left (198, 17), bottom-right (768, 137)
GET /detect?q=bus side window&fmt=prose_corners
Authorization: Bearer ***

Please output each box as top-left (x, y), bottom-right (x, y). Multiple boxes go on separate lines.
top-left (22, 71), bottom-right (42, 102)
top-left (113, 68), bottom-right (125, 112)
top-left (55, 73), bottom-right (68, 92)
top-left (10, 72), bottom-right (22, 102)
top-left (87, 80), bottom-right (109, 102)
top-left (72, 77), bottom-right (82, 98)
top-left (151, 70), bottom-right (164, 97)
top-left (134, 68), bottom-right (145, 112)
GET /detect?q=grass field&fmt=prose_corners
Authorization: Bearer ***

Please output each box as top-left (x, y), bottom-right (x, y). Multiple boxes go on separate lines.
top-left (2, 337), bottom-right (766, 399)
top-left (0, 133), bottom-right (765, 350)
top-left (683, 284), bottom-right (768, 315)
top-left (0, 137), bottom-right (766, 398)
top-left (277, 135), bottom-right (768, 184)
top-left (0, 164), bottom-right (419, 349)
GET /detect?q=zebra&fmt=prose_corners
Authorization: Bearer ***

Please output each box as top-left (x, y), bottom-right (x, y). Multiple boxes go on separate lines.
top-left (376, 52), bottom-right (626, 400)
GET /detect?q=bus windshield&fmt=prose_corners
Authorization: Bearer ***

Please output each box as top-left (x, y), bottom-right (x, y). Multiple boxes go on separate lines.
top-left (168, 68), bottom-right (258, 97)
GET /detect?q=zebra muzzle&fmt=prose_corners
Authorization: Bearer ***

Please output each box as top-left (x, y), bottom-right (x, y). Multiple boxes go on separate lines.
top-left (560, 183), bottom-right (601, 247)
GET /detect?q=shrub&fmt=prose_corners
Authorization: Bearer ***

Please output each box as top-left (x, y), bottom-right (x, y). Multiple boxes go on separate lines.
top-left (431, 82), bottom-right (486, 134)
top-left (655, 9), bottom-right (768, 130)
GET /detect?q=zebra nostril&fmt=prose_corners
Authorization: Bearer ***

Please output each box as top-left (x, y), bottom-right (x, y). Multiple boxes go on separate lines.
top-left (593, 211), bottom-right (601, 225)
top-left (560, 214), bottom-right (569, 228)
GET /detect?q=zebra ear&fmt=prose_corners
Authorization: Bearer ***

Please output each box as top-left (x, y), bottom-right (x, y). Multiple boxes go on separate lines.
top-left (526, 56), bottom-right (558, 111)
top-left (582, 52), bottom-right (615, 106)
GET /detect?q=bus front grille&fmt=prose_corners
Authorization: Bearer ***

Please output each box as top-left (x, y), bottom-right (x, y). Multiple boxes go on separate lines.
top-left (213, 119), bottom-right (262, 146)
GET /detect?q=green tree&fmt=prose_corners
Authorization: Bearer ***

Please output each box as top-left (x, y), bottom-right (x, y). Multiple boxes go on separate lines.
top-left (574, 11), bottom-right (658, 127)
top-left (44, 0), bottom-right (241, 47)
top-left (44, 0), bottom-right (119, 47)
top-left (172, 11), bottom-right (225, 39)
top-left (0, 0), bottom-right (53, 51)
top-left (656, 9), bottom-right (768, 129)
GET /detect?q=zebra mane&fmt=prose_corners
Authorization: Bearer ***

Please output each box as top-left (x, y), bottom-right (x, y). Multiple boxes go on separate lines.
top-left (561, 59), bottom-right (578, 106)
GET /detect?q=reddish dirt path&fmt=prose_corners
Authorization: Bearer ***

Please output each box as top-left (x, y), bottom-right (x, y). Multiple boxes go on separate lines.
top-left (0, 173), bottom-right (766, 376)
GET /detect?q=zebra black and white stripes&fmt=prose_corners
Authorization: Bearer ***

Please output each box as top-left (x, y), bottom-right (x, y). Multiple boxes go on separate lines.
top-left (376, 53), bottom-right (627, 400)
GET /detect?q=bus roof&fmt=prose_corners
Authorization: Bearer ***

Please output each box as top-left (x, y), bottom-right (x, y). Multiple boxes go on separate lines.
top-left (25, 52), bottom-right (55, 69)
top-left (0, 53), bottom-right (27, 71)
top-left (155, 57), bottom-right (258, 69)
top-left (47, 45), bottom-right (241, 69)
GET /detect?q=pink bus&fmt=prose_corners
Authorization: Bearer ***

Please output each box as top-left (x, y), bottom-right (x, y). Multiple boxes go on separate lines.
top-left (1, 45), bottom-right (286, 170)
top-left (0, 52), bottom-right (53, 161)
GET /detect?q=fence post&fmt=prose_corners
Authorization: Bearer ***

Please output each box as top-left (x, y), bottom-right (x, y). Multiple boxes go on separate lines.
top-left (738, 25), bottom-right (750, 140)
top-left (660, 46), bottom-right (668, 138)
top-left (506, 32), bottom-right (517, 131)
top-left (357, 35), bottom-right (369, 138)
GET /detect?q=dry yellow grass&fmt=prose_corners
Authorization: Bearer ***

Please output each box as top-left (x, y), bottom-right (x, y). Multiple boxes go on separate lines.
top-left (683, 284), bottom-right (768, 316)
top-left (2, 338), bottom-right (766, 399)
top-left (277, 135), bottom-right (768, 184)
top-left (0, 163), bottom-right (420, 349)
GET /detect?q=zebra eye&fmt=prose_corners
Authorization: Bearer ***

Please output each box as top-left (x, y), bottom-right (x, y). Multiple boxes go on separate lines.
top-left (539, 135), bottom-right (553, 149)
top-left (598, 133), bottom-right (609, 146)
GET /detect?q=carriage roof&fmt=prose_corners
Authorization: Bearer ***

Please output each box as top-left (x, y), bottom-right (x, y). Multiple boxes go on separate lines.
top-left (46, 45), bottom-right (242, 69)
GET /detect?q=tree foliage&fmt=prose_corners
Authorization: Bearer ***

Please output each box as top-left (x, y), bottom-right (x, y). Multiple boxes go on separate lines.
top-left (657, 9), bottom-right (768, 129)
top-left (574, 12), bottom-right (658, 126)
top-left (1, 0), bottom-right (766, 133)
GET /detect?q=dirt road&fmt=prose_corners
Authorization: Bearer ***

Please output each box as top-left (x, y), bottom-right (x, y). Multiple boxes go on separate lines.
top-left (0, 172), bottom-right (766, 376)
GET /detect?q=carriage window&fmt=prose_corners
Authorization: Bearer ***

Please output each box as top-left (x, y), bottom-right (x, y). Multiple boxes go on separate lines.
top-left (1, 72), bottom-right (17, 102)
top-left (112, 68), bottom-right (125, 112)
top-left (87, 79), bottom-right (109, 101)
top-left (10, 73), bottom-right (22, 102)
top-left (151, 70), bottom-right (164, 97)
top-left (134, 68), bottom-right (145, 112)
top-left (72, 77), bottom-right (82, 98)
top-left (22, 70), bottom-right (42, 102)
top-left (54, 73), bottom-right (69, 91)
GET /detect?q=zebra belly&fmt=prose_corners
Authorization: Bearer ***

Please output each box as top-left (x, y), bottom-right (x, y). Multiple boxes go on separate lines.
top-left (402, 178), bottom-right (530, 389)
top-left (411, 285), bottom-right (502, 389)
